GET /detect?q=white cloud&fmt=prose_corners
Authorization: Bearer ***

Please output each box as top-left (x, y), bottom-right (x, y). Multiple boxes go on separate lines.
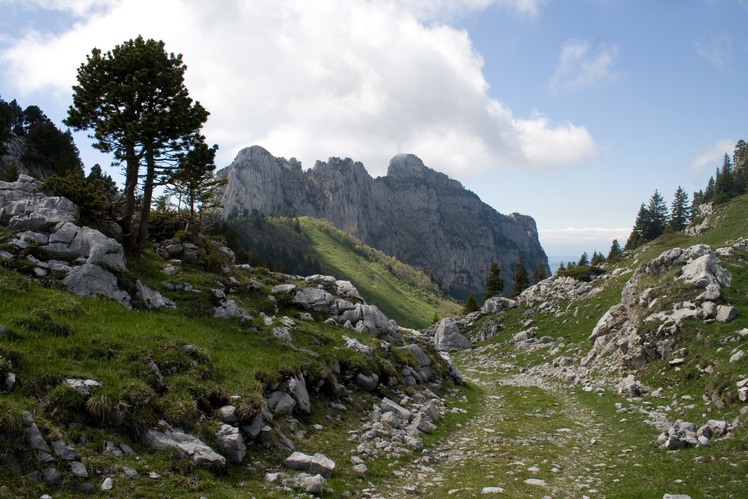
top-left (540, 226), bottom-right (631, 255)
top-left (690, 139), bottom-right (734, 174)
top-left (550, 38), bottom-right (621, 94)
top-left (0, 0), bottom-right (597, 177)
top-left (695, 30), bottom-right (733, 68)
top-left (400, 0), bottom-right (547, 21)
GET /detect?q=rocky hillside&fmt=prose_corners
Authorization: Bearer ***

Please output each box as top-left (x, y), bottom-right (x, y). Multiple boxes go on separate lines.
top-left (219, 146), bottom-right (548, 299)
top-left (389, 193), bottom-right (747, 497)
top-left (0, 174), bottom-right (467, 497)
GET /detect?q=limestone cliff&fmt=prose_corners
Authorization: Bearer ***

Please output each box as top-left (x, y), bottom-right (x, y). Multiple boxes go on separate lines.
top-left (219, 146), bottom-right (548, 298)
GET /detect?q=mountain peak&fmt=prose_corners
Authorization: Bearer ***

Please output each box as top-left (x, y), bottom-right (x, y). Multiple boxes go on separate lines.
top-left (386, 154), bottom-right (428, 178)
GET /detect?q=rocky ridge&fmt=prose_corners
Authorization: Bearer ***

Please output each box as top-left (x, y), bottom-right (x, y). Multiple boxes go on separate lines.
top-left (218, 145), bottom-right (548, 298)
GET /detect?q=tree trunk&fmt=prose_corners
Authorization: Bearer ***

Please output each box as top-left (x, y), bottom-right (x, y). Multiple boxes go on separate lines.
top-left (135, 147), bottom-right (156, 254)
top-left (121, 144), bottom-right (139, 253)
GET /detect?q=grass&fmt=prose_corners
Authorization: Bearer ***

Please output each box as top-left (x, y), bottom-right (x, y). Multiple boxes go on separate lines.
top-left (0, 247), bottom-right (461, 497)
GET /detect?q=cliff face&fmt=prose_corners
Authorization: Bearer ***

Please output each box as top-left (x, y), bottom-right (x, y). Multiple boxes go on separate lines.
top-left (220, 146), bottom-right (548, 298)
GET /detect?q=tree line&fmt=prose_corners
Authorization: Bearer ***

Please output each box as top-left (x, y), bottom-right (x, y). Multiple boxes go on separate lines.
top-left (461, 256), bottom-right (548, 315)
top-left (626, 139), bottom-right (747, 251)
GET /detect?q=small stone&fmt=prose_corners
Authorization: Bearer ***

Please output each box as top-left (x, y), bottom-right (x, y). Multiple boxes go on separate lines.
top-left (101, 477), bottom-right (114, 490)
top-left (730, 350), bottom-right (745, 363)
top-left (481, 487), bottom-right (506, 494)
top-left (70, 461), bottom-right (89, 478)
top-left (352, 463), bottom-right (369, 475)
top-left (42, 467), bottom-right (62, 485)
top-left (524, 478), bottom-right (546, 486)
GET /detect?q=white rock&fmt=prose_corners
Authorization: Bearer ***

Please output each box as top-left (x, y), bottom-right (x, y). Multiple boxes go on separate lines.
top-left (481, 486), bottom-right (506, 494)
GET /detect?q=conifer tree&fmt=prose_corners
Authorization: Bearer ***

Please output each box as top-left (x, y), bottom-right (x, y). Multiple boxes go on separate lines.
top-left (713, 154), bottom-right (734, 204)
top-left (462, 292), bottom-right (480, 314)
top-left (65, 36), bottom-right (210, 253)
top-left (512, 254), bottom-right (530, 296)
top-left (557, 262), bottom-right (566, 272)
top-left (645, 190), bottom-right (668, 239)
top-left (591, 251), bottom-right (605, 266)
top-left (483, 262), bottom-right (504, 300)
top-left (532, 263), bottom-right (547, 284)
top-left (607, 239), bottom-right (623, 261)
top-left (578, 252), bottom-right (589, 266)
top-left (668, 186), bottom-right (690, 232)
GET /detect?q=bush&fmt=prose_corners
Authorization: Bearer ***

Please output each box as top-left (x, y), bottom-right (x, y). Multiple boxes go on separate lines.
top-left (556, 265), bottom-right (605, 282)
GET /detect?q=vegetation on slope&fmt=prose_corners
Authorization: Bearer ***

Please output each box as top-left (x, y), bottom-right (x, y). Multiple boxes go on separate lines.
top-left (424, 192), bottom-right (748, 497)
top-left (223, 215), bottom-right (461, 329)
top-left (0, 230), bottom-right (456, 497)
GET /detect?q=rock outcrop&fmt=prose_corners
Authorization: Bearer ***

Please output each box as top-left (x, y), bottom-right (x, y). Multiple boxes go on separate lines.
top-left (0, 175), bottom-right (173, 309)
top-left (219, 146), bottom-right (548, 298)
top-left (582, 244), bottom-right (735, 372)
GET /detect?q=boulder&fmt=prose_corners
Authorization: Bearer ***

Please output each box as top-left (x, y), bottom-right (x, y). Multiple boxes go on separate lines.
top-left (354, 372), bottom-right (379, 391)
top-left (402, 343), bottom-right (430, 368)
top-left (288, 376), bottom-right (311, 414)
top-left (142, 420), bottom-right (226, 469)
top-left (336, 280), bottom-right (363, 301)
top-left (381, 397), bottom-right (411, 420)
top-left (62, 263), bottom-right (132, 308)
top-left (678, 252), bottom-right (732, 288)
top-left (716, 305), bottom-right (738, 323)
top-left (46, 222), bottom-right (126, 271)
top-left (267, 391), bottom-right (296, 415)
top-left (284, 451), bottom-right (336, 478)
top-left (216, 424), bottom-right (246, 464)
top-left (135, 280), bottom-right (176, 310)
top-left (481, 296), bottom-right (518, 315)
top-left (0, 175), bottom-right (79, 230)
top-left (292, 287), bottom-right (336, 311)
top-left (433, 318), bottom-right (469, 352)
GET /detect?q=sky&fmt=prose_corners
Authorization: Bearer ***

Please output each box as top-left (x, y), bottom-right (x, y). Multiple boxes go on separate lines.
top-left (1, 0), bottom-right (746, 258)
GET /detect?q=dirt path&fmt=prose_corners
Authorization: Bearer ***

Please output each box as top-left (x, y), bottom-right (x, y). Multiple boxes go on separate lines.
top-left (369, 345), bottom-right (626, 498)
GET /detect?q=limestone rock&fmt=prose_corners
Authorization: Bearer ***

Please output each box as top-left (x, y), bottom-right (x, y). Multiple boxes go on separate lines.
top-left (355, 372), bottom-right (379, 391)
top-left (716, 305), bottom-right (738, 323)
top-left (402, 343), bottom-right (431, 368)
top-left (284, 451), bottom-right (336, 478)
top-left (433, 318), bottom-right (469, 352)
top-left (481, 296), bottom-right (518, 315)
top-left (288, 375), bottom-right (311, 414)
top-left (216, 424), bottom-right (246, 464)
top-left (0, 175), bottom-right (78, 230)
top-left (219, 146), bottom-right (548, 299)
top-left (142, 420), bottom-right (226, 469)
top-left (62, 263), bottom-right (132, 308)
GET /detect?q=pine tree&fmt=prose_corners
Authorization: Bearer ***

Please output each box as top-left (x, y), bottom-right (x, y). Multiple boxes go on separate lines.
top-left (713, 154), bottom-right (734, 204)
top-left (557, 262), bottom-right (566, 272)
top-left (512, 254), bottom-right (530, 296)
top-left (532, 264), bottom-right (547, 284)
top-left (65, 36), bottom-right (210, 253)
top-left (626, 203), bottom-right (648, 250)
top-left (578, 252), bottom-right (589, 266)
top-left (591, 251), bottom-right (605, 266)
top-left (645, 190), bottom-right (668, 240)
top-left (607, 239), bottom-right (623, 261)
top-left (668, 186), bottom-right (690, 232)
top-left (484, 262), bottom-right (504, 300)
top-left (462, 292), bottom-right (480, 314)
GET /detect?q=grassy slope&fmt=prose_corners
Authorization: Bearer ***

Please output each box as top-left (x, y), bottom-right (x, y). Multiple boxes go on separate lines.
top-left (299, 217), bottom-right (461, 329)
top-left (230, 215), bottom-right (461, 329)
top-left (0, 239), bottom-right (455, 498)
top-left (435, 193), bottom-right (748, 497)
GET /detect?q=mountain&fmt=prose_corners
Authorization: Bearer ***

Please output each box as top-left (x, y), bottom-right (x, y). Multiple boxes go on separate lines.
top-left (219, 145), bottom-right (548, 299)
